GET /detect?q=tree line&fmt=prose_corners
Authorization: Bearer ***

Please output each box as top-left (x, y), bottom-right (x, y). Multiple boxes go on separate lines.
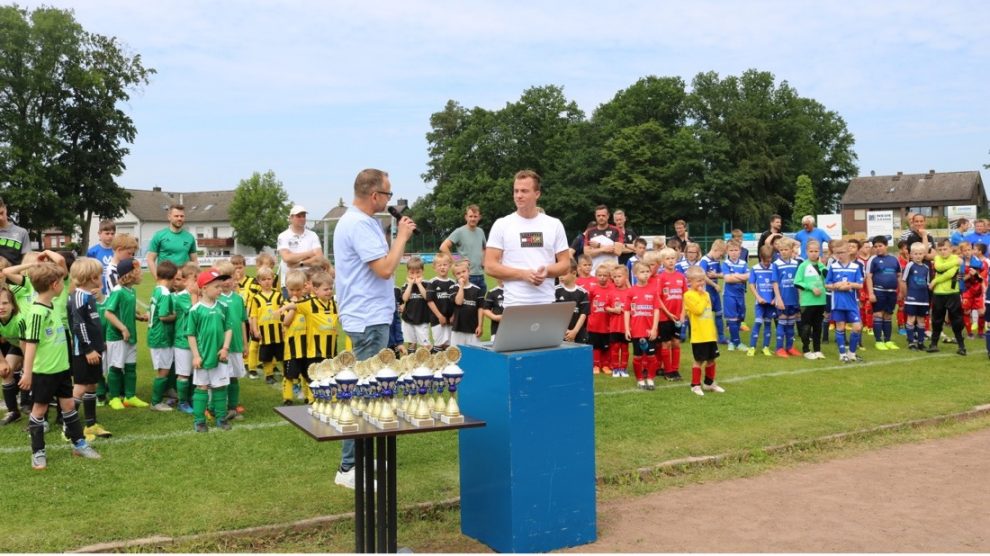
top-left (409, 71), bottom-right (859, 238)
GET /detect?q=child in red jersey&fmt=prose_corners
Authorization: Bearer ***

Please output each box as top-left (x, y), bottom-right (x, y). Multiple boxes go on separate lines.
top-left (586, 263), bottom-right (614, 374)
top-left (606, 265), bottom-right (631, 378)
top-left (575, 254), bottom-right (596, 292)
top-left (656, 247), bottom-right (687, 381)
top-left (959, 242), bottom-right (984, 338)
top-left (624, 262), bottom-right (661, 390)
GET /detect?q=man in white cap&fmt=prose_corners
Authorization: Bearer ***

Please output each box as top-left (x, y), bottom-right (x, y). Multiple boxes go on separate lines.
top-left (277, 205), bottom-right (323, 292)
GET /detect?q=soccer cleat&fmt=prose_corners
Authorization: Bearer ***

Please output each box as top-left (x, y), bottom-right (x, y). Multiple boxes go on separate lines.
top-left (602, 367), bottom-right (612, 375)
top-left (875, 342), bottom-right (888, 351)
top-left (746, 347), bottom-right (756, 357)
top-left (225, 409), bottom-right (238, 422)
top-left (865, 328), bottom-right (874, 336)
top-left (925, 344), bottom-right (940, 353)
top-left (908, 343), bottom-right (918, 350)
top-left (235, 405), bottom-right (245, 414)
top-left (96, 396), bottom-right (107, 407)
top-left (637, 381), bottom-right (646, 389)
top-left (762, 347), bottom-right (772, 357)
top-left (815, 352), bottom-right (826, 359)
top-left (282, 399), bottom-right (293, 406)
top-left (957, 347), bottom-right (967, 356)
top-left (898, 327), bottom-right (907, 336)
top-left (217, 419), bottom-right (232, 431)
top-left (124, 396), bottom-right (149, 408)
top-left (885, 341), bottom-right (899, 350)
top-left (852, 354), bottom-right (864, 362)
top-left (775, 348), bottom-right (789, 358)
top-left (690, 385), bottom-right (705, 397)
top-left (177, 402), bottom-right (194, 415)
top-left (72, 440), bottom-right (101, 460)
top-left (1, 411), bottom-right (22, 425)
top-left (31, 450), bottom-right (47, 470)
top-left (612, 370), bottom-right (624, 378)
top-left (787, 347), bottom-right (802, 357)
top-left (664, 371), bottom-right (683, 382)
top-left (64, 429), bottom-right (96, 443)
top-left (85, 424), bottom-right (112, 438)
top-left (194, 422), bottom-right (208, 433)
top-left (740, 323), bottom-right (750, 332)
top-left (150, 402), bottom-right (173, 412)
top-left (726, 343), bottom-right (735, 352)
top-left (248, 370), bottom-right (259, 379)
top-left (108, 397), bottom-right (125, 410)
top-left (703, 383), bottom-right (726, 393)
top-left (646, 379), bottom-right (656, 390)
top-left (164, 388), bottom-right (179, 400)
top-left (265, 376), bottom-right (276, 385)
top-left (804, 352), bottom-right (817, 360)
top-left (593, 366), bottom-right (601, 374)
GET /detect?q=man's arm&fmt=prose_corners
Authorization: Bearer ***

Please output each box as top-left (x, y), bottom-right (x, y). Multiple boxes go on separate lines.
top-left (439, 238), bottom-right (455, 256)
top-left (545, 250), bottom-right (571, 279)
top-left (146, 252), bottom-right (158, 280)
top-left (368, 217), bottom-right (415, 279)
top-left (278, 247), bottom-right (322, 267)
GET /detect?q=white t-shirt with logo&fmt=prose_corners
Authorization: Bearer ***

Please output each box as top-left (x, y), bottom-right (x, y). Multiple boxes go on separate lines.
top-left (277, 228), bottom-right (322, 280)
top-left (487, 211), bottom-right (568, 307)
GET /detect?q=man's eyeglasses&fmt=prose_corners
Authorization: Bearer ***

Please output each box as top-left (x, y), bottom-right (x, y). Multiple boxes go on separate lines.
top-left (375, 190), bottom-right (394, 199)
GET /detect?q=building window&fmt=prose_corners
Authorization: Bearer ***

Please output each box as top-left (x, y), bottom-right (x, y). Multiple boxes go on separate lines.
top-left (853, 210), bottom-right (866, 221)
top-left (909, 206), bottom-right (933, 217)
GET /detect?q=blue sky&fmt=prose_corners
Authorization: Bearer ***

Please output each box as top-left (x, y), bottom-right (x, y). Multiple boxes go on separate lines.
top-left (21, 0), bottom-right (990, 219)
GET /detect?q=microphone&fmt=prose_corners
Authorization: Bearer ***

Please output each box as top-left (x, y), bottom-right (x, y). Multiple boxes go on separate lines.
top-left (388, 206), bottom-right (420, 234)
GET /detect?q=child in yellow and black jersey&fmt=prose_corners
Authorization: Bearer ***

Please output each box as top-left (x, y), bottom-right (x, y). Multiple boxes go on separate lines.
top-left (245, 252), bottom-right (278, 375)
top-left (279, 270), bottom-right (309, 404)
top-left (284, 271), bottom-right (341, 361)
top-left (248, 267), bottom-right (283, 384)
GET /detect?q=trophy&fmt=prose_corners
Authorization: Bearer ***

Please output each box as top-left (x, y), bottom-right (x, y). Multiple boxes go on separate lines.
top-left (430, 353), bottom-right (447, 420)
top-left (330, 351), bottom-right (360, 433)
top-left (372, 349), bottom-right (399, 430)
top-left (396, 359), bottom-right (414, 420)
top-left (409, 348), bottom-right (436, 427)
top-left (440, 346), bottom-right (465, 424)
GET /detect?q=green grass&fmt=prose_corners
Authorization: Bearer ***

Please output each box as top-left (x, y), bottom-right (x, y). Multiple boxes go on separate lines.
top-left (1, 266), bottom-right (989, 552)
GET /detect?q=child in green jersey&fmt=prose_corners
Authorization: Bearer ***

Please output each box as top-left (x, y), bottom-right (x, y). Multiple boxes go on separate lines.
top-left (148, 261), bottom-right (178, 412)
top-left (172, 263), bottom-right (199, 414)
top-left (0, 287), bottom-right (25, 425)
top-left (20, 263), bottom-right (100, 469)
top-left (217, 261), bottom-right (248, 421)
top-left (188, 268), bottom-right (233, 432)
top-left (103, 258), bottom-right (150, 410)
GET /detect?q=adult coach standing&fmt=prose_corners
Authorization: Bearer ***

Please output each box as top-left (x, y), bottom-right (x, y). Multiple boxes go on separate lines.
top-left (277, 205), bottom-right (323, 287)
top-left (793, 215), bottom-right (831, 259)
top-left (758, 214), bottom-right (783, 253)
top-left (0, 199), bottom-right (31, 265)
top-left (583, 205), bottom-right (622, 272)
top-left (484, 170), bottom-right (569, 307)
top-left (147, 204), bottom-right (198, 278)
top-left (332, 168), bottom-right (415, 489)
top-left (440, 204), bottom-right (487, 295)
top-left (613, 209), bottom-right (637, 266)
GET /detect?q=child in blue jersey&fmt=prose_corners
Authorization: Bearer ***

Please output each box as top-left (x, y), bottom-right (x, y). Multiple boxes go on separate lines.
top-left (900, 243), bottom-right (931, 350)
top-left (825, 239), bottom-right (864, 362)
top-left (865, 236), bottom-right (902, 350)
top-left (721, 240), bottom-right (749, 350)
top-left (771, 238), bottom-right (802, 357)
top-left (626, 238), bottom-right (647, 285)
top-left (747, 245), bottom-right (777, 356)
top-left (699, 240), bottom-right (727, 344)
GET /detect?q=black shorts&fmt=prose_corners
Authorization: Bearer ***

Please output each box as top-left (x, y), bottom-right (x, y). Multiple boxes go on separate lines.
top-left (631, 338), bottom-right (657, 356)
top-left (905, 304), bottom-right (930, 318)
top-left (259, 342), bottom-right (284, 363)
top-left (588, 332), bottom-right (610, 351)
top-left (658, 321), bottom-right (678, 342)
top-left (31, 369), bottom-right (73, 405)
top-left (71, 353), bottom-right (102, 385)
top-left (610, 332), bottom-right (626, 345)
top-left (285, 358), bottom-right (313, 382)
top-left (691, 341), bottom-right (720, 363)
top-left (0, 341), bottom-right (23, 358)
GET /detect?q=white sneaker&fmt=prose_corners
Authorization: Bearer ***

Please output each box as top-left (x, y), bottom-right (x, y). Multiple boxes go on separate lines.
top-left (690, 385), bottom-right (704, 396)
top-left (804, 352), bottom-right (816, 360)
top-left (334, 468), bottom-right (355, 489)
top-left (703, 383), bottom-right (726, 393)
top-left (150, 402), bottom-right (173, 412)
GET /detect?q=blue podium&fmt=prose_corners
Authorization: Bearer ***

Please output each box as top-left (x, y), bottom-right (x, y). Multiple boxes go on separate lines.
top-left (457, 343), bottom-right (596, 553)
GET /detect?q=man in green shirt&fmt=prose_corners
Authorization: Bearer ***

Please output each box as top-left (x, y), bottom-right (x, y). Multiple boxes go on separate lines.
top-left (147, 204), bottom-right (199, 278)
top-left (440, 204), bottom-right (487, 294)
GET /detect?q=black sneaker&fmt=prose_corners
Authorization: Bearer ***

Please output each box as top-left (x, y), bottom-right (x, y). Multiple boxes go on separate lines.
top-left (248, 370), bottom-right (259, 379)
top-left (1, 411), bottom-right (22, 426)
top-left (282, 399), bottom-right (293, 406)
top-left (908, 343), bottom-right (918, 350)
top-left (956, 347), bottom-right (967, 356)
top-left (925, 344), bottom-right (940, 353)
top-left (194, 422), bottom-right (208, 433)
top-left (265, 376), bottom-right (276, 385)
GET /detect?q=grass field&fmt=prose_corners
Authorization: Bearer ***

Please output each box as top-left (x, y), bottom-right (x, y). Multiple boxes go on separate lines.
top-left (1, 265), bottom-right (988, 552)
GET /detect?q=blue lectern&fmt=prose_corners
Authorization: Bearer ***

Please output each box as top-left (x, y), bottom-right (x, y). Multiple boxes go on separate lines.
top-left (457, 343), bottom-right (596, 553)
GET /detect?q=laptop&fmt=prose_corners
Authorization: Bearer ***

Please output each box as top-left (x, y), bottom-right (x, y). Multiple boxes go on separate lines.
top-left (486, 301), bottom-right (576, 353)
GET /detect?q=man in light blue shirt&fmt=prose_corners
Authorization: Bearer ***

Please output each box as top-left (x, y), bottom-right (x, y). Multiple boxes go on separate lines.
top-left (793, 215), bottom-right (831, 260)
top-left (332, 168), bottom-right (416, 489)
top-left (964, 218), bottom-right (990, 249)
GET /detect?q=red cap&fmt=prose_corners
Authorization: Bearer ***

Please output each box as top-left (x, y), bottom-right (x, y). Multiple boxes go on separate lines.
top-left (196, 268), bottom-right (230, 288)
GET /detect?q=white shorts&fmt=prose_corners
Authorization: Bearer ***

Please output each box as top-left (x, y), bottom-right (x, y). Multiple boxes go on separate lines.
top-left (105, 341), bottom-right (137, 368)
top-left (193, 363), bottom-right (230, 388)
top-left (450, 331), bottom-right (481, 348)
top-left (226, 352), bottom-right (246, 379)
top-left (150, 347), bottom-right (174, 370)
top-left (174, 348), bottom-right (193, 377)
top-left (402, 322), bottom-right (431, 346)
top-left (431, 324), bottom-right (452, 347)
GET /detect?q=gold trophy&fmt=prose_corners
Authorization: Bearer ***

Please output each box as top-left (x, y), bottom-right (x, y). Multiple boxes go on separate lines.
top-left (371, 349), bottom-right (399, 430)
top-left (440, 346), bottom-right (465, 424)
top-left (409, 348), bottom-right (435, 427)
top-left (430, 352), bottom-right (446, 420)
top-left (331, 351), bottom-right (360, 433)
top-left (397, 358), bottom-right (414, 420)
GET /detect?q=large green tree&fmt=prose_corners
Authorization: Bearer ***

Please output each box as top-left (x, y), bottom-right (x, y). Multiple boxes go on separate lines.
top-left (0, 6), bottom-right (153, 248)
top-left (229, 170), bottom-right (290, 253)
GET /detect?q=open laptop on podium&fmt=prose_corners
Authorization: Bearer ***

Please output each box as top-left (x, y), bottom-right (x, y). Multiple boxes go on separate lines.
top-left (484, 301), bottom-right (575, 353)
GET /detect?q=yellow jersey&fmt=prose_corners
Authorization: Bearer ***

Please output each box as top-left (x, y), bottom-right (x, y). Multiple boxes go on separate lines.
top-left (684, 289), bottom-right (717, 343)
top-left (249, 290), bottom-right (284, 345)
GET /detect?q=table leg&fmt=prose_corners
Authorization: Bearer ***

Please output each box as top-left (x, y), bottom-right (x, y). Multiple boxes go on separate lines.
top-left (355, 440), bottom-right (365, 553)
top-left (376, 436), bottom-right (387, 551)
top-left (387, 435), bottom-right (397, 553)
top-left (364, 437), bottom-right (376, 552)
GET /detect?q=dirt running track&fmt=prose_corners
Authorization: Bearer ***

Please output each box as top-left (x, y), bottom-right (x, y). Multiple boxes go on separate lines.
top-left (566, 427), bottom-right (990, 553)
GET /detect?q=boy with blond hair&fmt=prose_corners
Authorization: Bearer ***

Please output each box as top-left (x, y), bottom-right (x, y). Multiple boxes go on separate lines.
top-left (282, 271), bottom-right (341, 404)
top-left (771, 238), bottom-right (802, 357)
top-left (400, 256), bottom-right (432, 351)
top-left (426, 252), bottom-right (456, 349)
top-left (249, 266), bottom-right (284, 385)
top-left (555, 258), bottom-right (590, 344)
top-left (280, 270), bottom-right (309, 404)
top-left (587, 262), bottom-right (614, 374)
top-left (103, 233), bottom-right (138, 295)
top-left (104, 258), bottom-right (149, 409)
top-left (451, 260), bottom-right (485, 347)
top-left (246, 252), bottom-right (277, 376)
top-left (825, 239), bottom-right (864, 362)
top-left (68, 257), bottom-right (113, 438)
top-left (684, 266), bottom-right (725, 396)
top-left (656, 248), bottom-right (686, 381)
top-left (625, 261), bottom-right (660, 389)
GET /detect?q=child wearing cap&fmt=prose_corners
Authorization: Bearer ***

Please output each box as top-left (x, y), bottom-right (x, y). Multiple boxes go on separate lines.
top-left (103, 258), bottom-right (150, 409)
top-left (187, 268), bottom-right (234, 431)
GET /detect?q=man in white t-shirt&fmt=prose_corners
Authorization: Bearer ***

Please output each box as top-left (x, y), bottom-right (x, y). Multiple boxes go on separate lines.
top-left (484, 170), bottom-right (570, 307)
top-left (277, 205), bottom-right (323, 289)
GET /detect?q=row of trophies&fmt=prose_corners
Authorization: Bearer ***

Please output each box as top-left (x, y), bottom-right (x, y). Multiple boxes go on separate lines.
top-left (307, 346), bottom-right (466, 433)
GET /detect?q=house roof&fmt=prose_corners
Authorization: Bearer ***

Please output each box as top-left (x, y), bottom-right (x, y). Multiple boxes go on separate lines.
top-left (126, 188), bottom-right (237, 223)
top-left (842, 171), bottom-right (985, 208)
top-left (322, 204), bottom-right (348, 221)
